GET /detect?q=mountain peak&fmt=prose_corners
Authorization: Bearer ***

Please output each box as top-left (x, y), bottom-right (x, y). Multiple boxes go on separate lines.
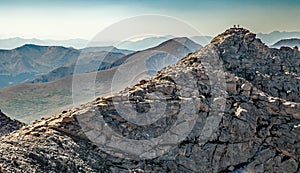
top-left (209, 27), bottom-right (270, 62)
top-left (21, 44), bottom-right (40, 48)
top-left (154, 37), bottom-right (202, 52)
top-left (14, 44), bottom-right (44, 50)
top-left (211, 27), bottom-right (255, 44)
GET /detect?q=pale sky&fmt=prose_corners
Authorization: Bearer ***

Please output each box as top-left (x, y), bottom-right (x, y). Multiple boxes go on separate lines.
top-left (1, 0), bottom-right (300, 40)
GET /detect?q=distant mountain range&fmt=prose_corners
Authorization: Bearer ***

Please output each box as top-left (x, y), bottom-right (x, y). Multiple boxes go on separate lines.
top-left (111, 37), bottom-right (201, 70)
top-left (0, 37), bottom-right (88, 50)
top-left (271, 38), bottom-right (300, 49)
top-left (1, 31), bottom-right (300, 51)
top-left (80, 46), bottom-right (134, 54)
top-left (0, 44), bottom-right (78, 76)
top-left (0, 35), bottom-right (210, 51)
top-left (257, 31), bottom-right (300, 45)
top-left (0, 45), bottom-right (133, 88)
top-left (28, 51), bottom-right (125, 84)
top-left (0, 44), bottom-right (79, 88)
top-left (190, 36), bottom-right (213, 46)
top-left (0, 37), bottom-right (201, 123)
top-left (29, 46), bottom-right (135, 84)
top-left (117, 35), bottom-right (174, 50)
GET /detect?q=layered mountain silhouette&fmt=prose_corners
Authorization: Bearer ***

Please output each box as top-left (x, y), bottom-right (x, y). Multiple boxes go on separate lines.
top-left (111, 37), bottom-right (201, 69)
top-left (117, 35), bottom-right (174, 51)
top-left (257, 31), bottom-right (300, 45)
top-left (29, 51), bottom-right (126, 83)
top-left (190, 36), bottom-right (213, 46)
top-left (0, 37), bottom-right (88, 50)
top-left (272, 38), bottom-right (300, 49)
top-left (80, 46), bottom-right (134, 54)
top-left (0, 44), bottom-right (79, 87)
top-left (0, 45), bottom-right (133, 88)
top-left (2, 31), bottom-right (300, 50)
top-left (0, 38), bottom-right (201, 123)
top-left (0, 35), bottom-right (208, 51)
top-left (0, 28), bottom-right (299, 172)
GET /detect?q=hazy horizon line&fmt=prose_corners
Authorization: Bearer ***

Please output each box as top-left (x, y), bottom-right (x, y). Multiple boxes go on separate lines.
top-left (2, 29), bottom-right (300, 41)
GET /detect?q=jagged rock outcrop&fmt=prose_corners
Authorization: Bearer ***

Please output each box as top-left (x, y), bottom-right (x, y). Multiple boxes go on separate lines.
top-left (0, 28), bottom-right (299, 173)
top-left (0, 110), bottom-right (24, 136)
top-left (212, 28), bottom-right (300, 102)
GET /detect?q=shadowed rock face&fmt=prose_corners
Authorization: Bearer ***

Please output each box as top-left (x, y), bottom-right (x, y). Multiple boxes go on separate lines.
top-left (0, 28), bottom-right (299, 172)
top-left (212, 28), bottom-right (300, 102)
top-left (0, 110), bottom-right (24, 136)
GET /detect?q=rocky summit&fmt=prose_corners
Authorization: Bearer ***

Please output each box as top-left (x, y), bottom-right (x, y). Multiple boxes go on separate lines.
top-left (0, 28), bottom-right (299, 172)
top-left (0, 110), bottom-right (24, 137)
top-left (211, 28), bottom-right (300, 103)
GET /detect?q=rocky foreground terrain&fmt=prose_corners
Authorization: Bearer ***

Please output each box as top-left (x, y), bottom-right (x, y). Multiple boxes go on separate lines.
top-left (0, 28), bottom-right (299, 172)
top-left (0, 110), bottom-right (24, 137)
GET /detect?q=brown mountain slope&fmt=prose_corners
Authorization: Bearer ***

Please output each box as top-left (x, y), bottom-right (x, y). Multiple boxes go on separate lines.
top-left (28, 51), bottom-right (126, 84)
top-left (0, 28), bottom-right (299, 172)
top-left (111, 37), bottom-right (201, 69)
top-left (0, 67), bottom-right (120, 123)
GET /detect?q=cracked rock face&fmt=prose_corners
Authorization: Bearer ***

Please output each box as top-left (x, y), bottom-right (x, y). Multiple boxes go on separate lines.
top-left (212, 28), bottom-right (300, 103)
top-left (0, 28), bottom-right (299, 173)
top-left (0, 110), bottom-right (24, 137)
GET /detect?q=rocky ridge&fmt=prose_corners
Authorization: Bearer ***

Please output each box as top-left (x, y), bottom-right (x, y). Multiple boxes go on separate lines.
top-left (0, 110), bottom-right (24, 137)
top-left (212, 28), bottom-right (300, 102)
top-left (0, 28), bottom-right (299, 172)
